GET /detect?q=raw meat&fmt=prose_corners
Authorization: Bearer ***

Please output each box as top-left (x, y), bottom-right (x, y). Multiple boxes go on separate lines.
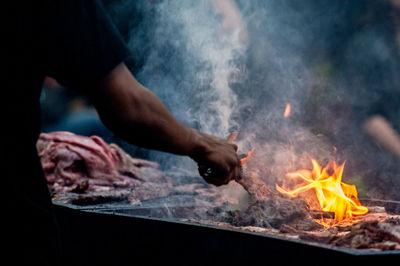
top-left (37, 131), bottom-right (172, 194)
top-left (37, 131), bottom-right (230, 206)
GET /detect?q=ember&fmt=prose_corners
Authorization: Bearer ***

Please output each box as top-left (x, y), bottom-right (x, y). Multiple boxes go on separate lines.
top-left (276, 159), bottom-right (369, 226)
top-left (239, 149), bottom-right (254, 165)
top-left (283, 103), bottom-right (291, 118)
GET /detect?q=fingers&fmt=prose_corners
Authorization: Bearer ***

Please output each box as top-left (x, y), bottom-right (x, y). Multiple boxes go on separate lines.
top-left (206, 171), bottom-right (233, 186)
top-left (233, 143), bottom-right (238, 152)
top-left (206, 156), bottom-right (240, 186)
top-left (229, 164), bottom-right (239, 182)
top-left (196, 131), bottom-right (241, 186)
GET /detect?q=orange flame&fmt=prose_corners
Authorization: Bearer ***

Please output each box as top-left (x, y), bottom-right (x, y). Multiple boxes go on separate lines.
top-left (283, 103), bottom-right (291, 118)
top-left (276, 159), bottom-right (368, 223)
top-left (240, 149), bottom-right (254, 164)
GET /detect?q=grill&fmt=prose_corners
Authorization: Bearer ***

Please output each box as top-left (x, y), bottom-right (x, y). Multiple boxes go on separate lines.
top-left (54, 198), bottom-right (400, 266)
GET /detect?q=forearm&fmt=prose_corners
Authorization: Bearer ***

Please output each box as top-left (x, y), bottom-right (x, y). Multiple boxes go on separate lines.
top-left (90, 63), bottom-right (239, 185)
top-left (92, 63), bottom-right (207, 157)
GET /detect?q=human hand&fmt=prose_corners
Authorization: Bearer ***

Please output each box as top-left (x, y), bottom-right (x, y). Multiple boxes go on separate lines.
top-left (190, 131), bottom-right (240, 186)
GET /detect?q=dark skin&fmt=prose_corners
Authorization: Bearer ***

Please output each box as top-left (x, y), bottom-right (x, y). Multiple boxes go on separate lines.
top-left (90, 62), bottom-right (240, 186)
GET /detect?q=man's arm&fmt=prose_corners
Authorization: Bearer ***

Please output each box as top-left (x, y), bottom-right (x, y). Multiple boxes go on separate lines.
top-left (363, 115), bottom-right (400, 158)
top-left (89, 63), bottom-right (240, 186)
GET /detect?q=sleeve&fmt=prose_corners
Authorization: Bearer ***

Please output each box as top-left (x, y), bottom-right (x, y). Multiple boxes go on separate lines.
top-left (41, 0), bottom-right (133, 90)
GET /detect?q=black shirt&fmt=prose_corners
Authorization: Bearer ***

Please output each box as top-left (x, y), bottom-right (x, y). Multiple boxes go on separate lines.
top-left (3, 0), bottom-right (130, 264)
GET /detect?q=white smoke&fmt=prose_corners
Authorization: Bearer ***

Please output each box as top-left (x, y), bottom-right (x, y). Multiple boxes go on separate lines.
top-left (105, 0), bottom-right (400, 200)
top-left (131, 0), bottom-right (246, 137)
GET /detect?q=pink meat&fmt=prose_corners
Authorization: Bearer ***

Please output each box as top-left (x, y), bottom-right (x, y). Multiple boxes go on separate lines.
top-left (37, 131), bottom-right (171, 193)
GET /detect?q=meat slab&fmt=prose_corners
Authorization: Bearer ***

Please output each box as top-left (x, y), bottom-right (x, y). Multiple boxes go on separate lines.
top-left (37, 131), bottom-right (230, 206)
top-left (37, 131), bottom-right (173, 200)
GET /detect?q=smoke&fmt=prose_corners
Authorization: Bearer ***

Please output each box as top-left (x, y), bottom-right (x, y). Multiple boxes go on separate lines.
top-left (105, 0), bottom-right (400, 201)
top-left (105, 0), bottom-right (249, 180)
top-left (126, 0), bottom-right (244, 136)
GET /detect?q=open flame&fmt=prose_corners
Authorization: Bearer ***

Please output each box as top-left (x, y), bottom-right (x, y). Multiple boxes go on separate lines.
top-left (240, 149), bottom-right (254, 164)
top-left (276, 159), bottom-right (368, 224)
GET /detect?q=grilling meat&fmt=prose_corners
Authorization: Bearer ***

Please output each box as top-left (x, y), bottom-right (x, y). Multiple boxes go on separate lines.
top-left (329, 220), bottom-right (400, 250)
top-left (279, 218), bottom-right (400, 250)
top-left (208, 170), bottom-right (321, 230)
top-left (37, 131), bottom-right (172, 195)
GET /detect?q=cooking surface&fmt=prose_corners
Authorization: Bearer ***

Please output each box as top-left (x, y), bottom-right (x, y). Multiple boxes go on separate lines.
top-left (53, 201), bottom-right (399, 266)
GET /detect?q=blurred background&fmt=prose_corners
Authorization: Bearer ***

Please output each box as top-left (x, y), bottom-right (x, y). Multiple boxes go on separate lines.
top-left (40, 0), bottom-right (400, 200)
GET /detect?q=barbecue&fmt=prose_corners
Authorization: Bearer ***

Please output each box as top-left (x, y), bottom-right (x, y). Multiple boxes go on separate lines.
top-left (7, 0), bottom-right (400, 265)
top-left (39, 131), bottom-right (400, 265)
